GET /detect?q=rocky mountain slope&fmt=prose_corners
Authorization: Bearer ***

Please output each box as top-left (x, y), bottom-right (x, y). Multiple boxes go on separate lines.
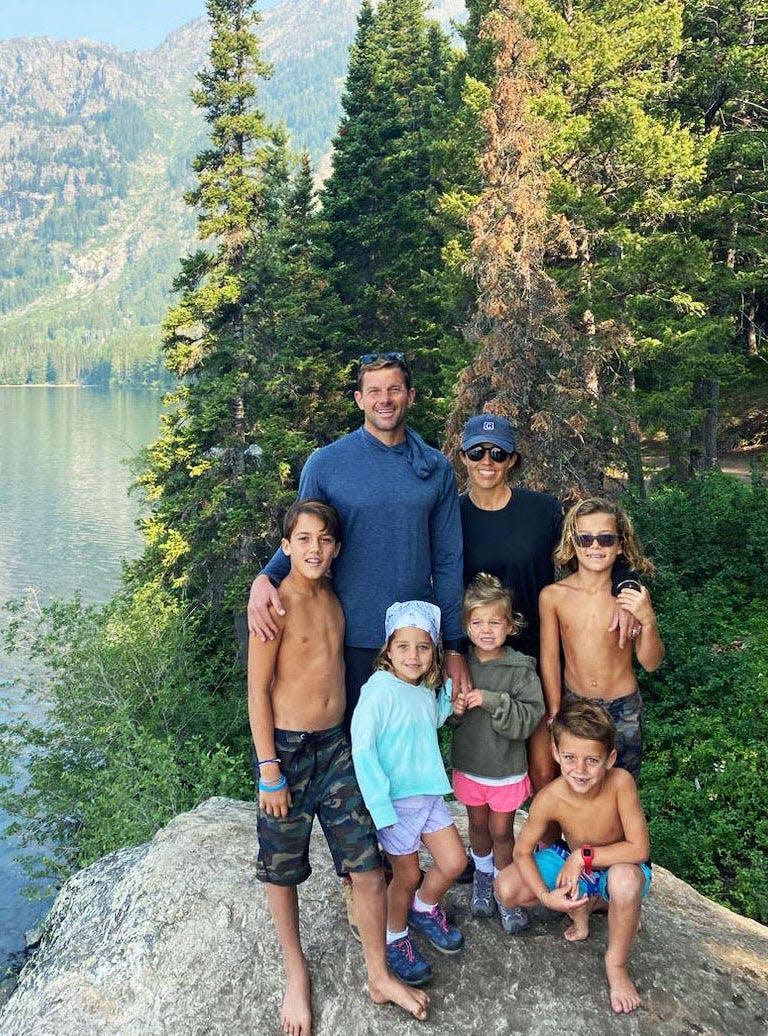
top-left (0, 0), bottom-right (466, 385)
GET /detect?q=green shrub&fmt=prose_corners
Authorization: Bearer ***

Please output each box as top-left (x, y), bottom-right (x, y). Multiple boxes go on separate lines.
top-left (628, 468), bottom-right (768, 923)
top-left (0, 584), bottom-right (252, 883)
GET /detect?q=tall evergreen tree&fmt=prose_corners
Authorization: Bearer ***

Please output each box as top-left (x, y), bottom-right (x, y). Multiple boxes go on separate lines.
top-left (658, 0), bottom-right (768, 474)
top-left (135, 0), bottom-right (287, 617)
top-left (446, 0), bottom-right (610, 496)
top-left (237, 153), bottom-right (357, 577)
top-left (319, 0), bottom-right (461, 441)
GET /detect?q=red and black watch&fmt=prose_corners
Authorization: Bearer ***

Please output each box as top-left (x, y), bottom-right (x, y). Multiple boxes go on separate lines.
top-left (581, 845), bottom-right (594, 876)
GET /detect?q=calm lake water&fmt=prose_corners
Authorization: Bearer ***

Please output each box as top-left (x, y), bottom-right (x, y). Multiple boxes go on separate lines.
top-left (0, 386), bottom-right (163, 971)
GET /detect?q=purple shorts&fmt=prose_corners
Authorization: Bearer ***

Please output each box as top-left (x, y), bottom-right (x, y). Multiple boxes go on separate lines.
top-left (376, 795), bottom-right (454, 856)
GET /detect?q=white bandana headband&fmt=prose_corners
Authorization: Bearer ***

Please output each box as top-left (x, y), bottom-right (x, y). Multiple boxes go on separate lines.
top-left (384, 601), bottom-right (441, 644)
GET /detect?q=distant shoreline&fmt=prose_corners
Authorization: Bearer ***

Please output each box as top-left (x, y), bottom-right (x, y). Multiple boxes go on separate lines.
top-left (0, 383), bottom-right (163, 389)
top-left (0, 383), bottom-right (98, 388)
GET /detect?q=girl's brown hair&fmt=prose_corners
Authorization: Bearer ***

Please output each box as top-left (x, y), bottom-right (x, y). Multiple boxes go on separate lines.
top-left (463, 572), bottom-right (523, 637)
top-left (554, 498), bottom-right (655, 575)
top-left (374, 633), bottom-right (443, 690)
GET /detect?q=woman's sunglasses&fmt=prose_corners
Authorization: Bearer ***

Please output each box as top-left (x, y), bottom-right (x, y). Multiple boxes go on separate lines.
top-left (572, 533), bottom-right (620, 548)
top-left (464, 445), bottom-right (511, 463)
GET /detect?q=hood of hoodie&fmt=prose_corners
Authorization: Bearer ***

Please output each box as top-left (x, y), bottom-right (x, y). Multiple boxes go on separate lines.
top-left (360, 425), bottom-right (438, 481)
top-left (467, 645), bottom-right (538, 671)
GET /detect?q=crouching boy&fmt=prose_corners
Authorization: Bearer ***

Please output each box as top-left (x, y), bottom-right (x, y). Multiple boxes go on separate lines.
top-left (248, 499), bottom-right (429, 1036)
top-left (495, 699), bottom-right (652, 1015)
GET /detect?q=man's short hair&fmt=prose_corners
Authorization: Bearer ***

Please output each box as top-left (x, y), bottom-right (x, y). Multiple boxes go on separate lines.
top-left (357, 353), bottom-right (412, 391)
top-left (282, 499), bottom-right (341, 542)
top-left (551, 698), bottom-right (616, 755)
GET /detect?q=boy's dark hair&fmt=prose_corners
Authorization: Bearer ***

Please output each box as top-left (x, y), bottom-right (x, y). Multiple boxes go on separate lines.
top-left (551, 699), bottom-right (616, 755)
top-left (282, 499), bottom-right (341, 542)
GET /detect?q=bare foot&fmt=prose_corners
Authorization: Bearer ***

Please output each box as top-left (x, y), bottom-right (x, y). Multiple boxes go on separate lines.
top-left (564, 918), bottom-right (590, 942)
top-left (280, 957), bottom-right (312, 1035)
top-left (368, 972), bottom-right (430, 1022)
top-left (606, 961), bottom-right (641, 1014)
top-left (564, 903), bottom-right (591, 942)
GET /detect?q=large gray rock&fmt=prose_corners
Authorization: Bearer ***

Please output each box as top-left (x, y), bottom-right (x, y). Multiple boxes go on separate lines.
top-left (1, 798), bottom-right (766, 1035)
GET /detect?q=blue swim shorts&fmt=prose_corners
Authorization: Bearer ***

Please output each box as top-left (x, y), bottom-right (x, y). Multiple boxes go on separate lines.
top-left (534, 840), bottom-right (652, 900)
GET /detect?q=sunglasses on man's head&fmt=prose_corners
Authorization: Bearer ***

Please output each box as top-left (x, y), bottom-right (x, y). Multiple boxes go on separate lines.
top-left (464, 445), bottom-right (511, 463)
top-left (572, 533), bottom-right (621, 548)
top-left (359, 351), bottom-right (408, 367)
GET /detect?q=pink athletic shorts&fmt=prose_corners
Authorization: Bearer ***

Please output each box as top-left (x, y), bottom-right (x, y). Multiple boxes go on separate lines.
top-left (452, 770), bottom-right (532, 813)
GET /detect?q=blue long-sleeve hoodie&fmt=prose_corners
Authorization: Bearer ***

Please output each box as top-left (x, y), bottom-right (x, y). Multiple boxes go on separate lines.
top-left (350, 670), bottom-right (454, 830)
top-left (262, 426), bottom-right (464, 648)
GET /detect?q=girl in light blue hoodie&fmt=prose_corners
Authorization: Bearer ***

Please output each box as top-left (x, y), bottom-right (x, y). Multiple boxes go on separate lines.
top-left (351, 601), bottom-right (467, 987)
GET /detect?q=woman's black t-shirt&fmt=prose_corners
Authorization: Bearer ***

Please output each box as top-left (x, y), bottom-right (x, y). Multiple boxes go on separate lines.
top-left (460, 489), bottom-right (563, 661)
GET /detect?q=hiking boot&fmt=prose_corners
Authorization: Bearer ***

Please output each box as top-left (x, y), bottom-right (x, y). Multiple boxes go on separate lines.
top-left (496, 899), bottom-right (531, 934)
top-left (343, 879), bottom-right (361, 943)
top-left (470, 868), bottom-right (497, 918)
top-left (408, 903), bottom-right (464, 954)
top-left (386, 935), bottom-right (432, 986)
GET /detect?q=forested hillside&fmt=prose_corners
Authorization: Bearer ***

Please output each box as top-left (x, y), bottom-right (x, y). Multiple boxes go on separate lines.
top-left (0, 0), bottom-right (464, 385)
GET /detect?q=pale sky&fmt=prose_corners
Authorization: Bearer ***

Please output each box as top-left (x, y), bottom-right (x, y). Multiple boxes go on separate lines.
top-left (1, 0), bottom-right (283, 51)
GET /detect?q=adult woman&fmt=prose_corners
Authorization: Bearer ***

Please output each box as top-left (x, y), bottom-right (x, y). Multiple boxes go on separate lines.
top-left (458, 414), bottom-right (561, 790)
top-left (457, 414), bottom-right (638, 791)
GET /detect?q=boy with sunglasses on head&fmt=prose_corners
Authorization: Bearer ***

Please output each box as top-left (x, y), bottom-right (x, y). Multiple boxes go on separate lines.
top-left (539, 498), bottom-right (664, 780)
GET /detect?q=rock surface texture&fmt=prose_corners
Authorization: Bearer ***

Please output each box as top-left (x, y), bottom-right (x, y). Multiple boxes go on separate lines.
top-left (1, 797), bottom-right (766, 1036)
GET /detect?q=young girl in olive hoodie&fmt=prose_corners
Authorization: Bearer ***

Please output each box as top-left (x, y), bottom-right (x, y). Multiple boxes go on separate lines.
top-left (451, 574), bottom-right (545, 933)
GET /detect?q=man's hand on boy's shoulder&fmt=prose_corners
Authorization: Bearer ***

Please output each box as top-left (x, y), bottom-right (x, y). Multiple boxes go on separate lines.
top-left (248, 574), bottom-right (286, 641)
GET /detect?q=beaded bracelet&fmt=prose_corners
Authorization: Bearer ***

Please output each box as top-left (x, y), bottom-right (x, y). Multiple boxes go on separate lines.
top-left (259, 775), bottom-right (288, 793)
top-left (258, 757), bottom-right (280, 767)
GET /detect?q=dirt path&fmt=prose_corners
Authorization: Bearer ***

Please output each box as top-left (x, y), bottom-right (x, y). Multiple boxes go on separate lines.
top-left (642, 449), bottom-right (767, 483)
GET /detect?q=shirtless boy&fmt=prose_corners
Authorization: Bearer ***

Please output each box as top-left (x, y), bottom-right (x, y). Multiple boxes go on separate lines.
top-left (539, 497), bottom-right (664, 780)
top-left (495, 699), bottom-right (653, 1014)
top-left (248, 499), bottom-right (429, 1035)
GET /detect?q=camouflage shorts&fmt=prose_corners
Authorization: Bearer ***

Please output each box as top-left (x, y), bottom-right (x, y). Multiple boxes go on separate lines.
top-left (256, 723), bottom-right (381, 886)
top-left (563, 687), bottom-right (644, 782)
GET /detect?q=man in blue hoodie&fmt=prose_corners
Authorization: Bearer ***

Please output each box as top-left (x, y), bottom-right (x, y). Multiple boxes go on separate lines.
top-left (247, 354), bottom-right (470, 723)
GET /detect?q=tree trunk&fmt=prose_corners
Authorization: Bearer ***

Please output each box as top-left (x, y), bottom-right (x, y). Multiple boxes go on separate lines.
top-left (667, 424), bottom-right (692, 483)
top-left (617, 358), bottom-right (645, 497)
top-left (691, 377), bottom-right (719, 471)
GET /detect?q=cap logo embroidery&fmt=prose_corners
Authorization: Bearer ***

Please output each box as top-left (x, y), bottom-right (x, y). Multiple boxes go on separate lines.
top-left (483, 420), bottom-right (495, 431)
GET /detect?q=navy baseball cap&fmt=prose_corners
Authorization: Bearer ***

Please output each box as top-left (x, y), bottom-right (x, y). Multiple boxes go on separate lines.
top-left (461, 414), bottom-right (517, 453)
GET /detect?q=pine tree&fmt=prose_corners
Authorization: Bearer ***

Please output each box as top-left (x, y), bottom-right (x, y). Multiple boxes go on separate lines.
top-left (445, 0), bottom-right (610, 497)
top-left (237, 153), bottom-right (357, 577)
top-left (660, 0), bottom-right (768, 473)
top-left (319, 0), bottom-right (460, 442)
top-left (135, 0), bottom-right (287, 617)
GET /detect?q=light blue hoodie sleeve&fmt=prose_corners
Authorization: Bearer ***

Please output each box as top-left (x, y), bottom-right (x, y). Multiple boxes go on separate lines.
top-left (351, 687), bottom-right (397, 830)
top-left (435, 679), bottom-right (454, 727)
